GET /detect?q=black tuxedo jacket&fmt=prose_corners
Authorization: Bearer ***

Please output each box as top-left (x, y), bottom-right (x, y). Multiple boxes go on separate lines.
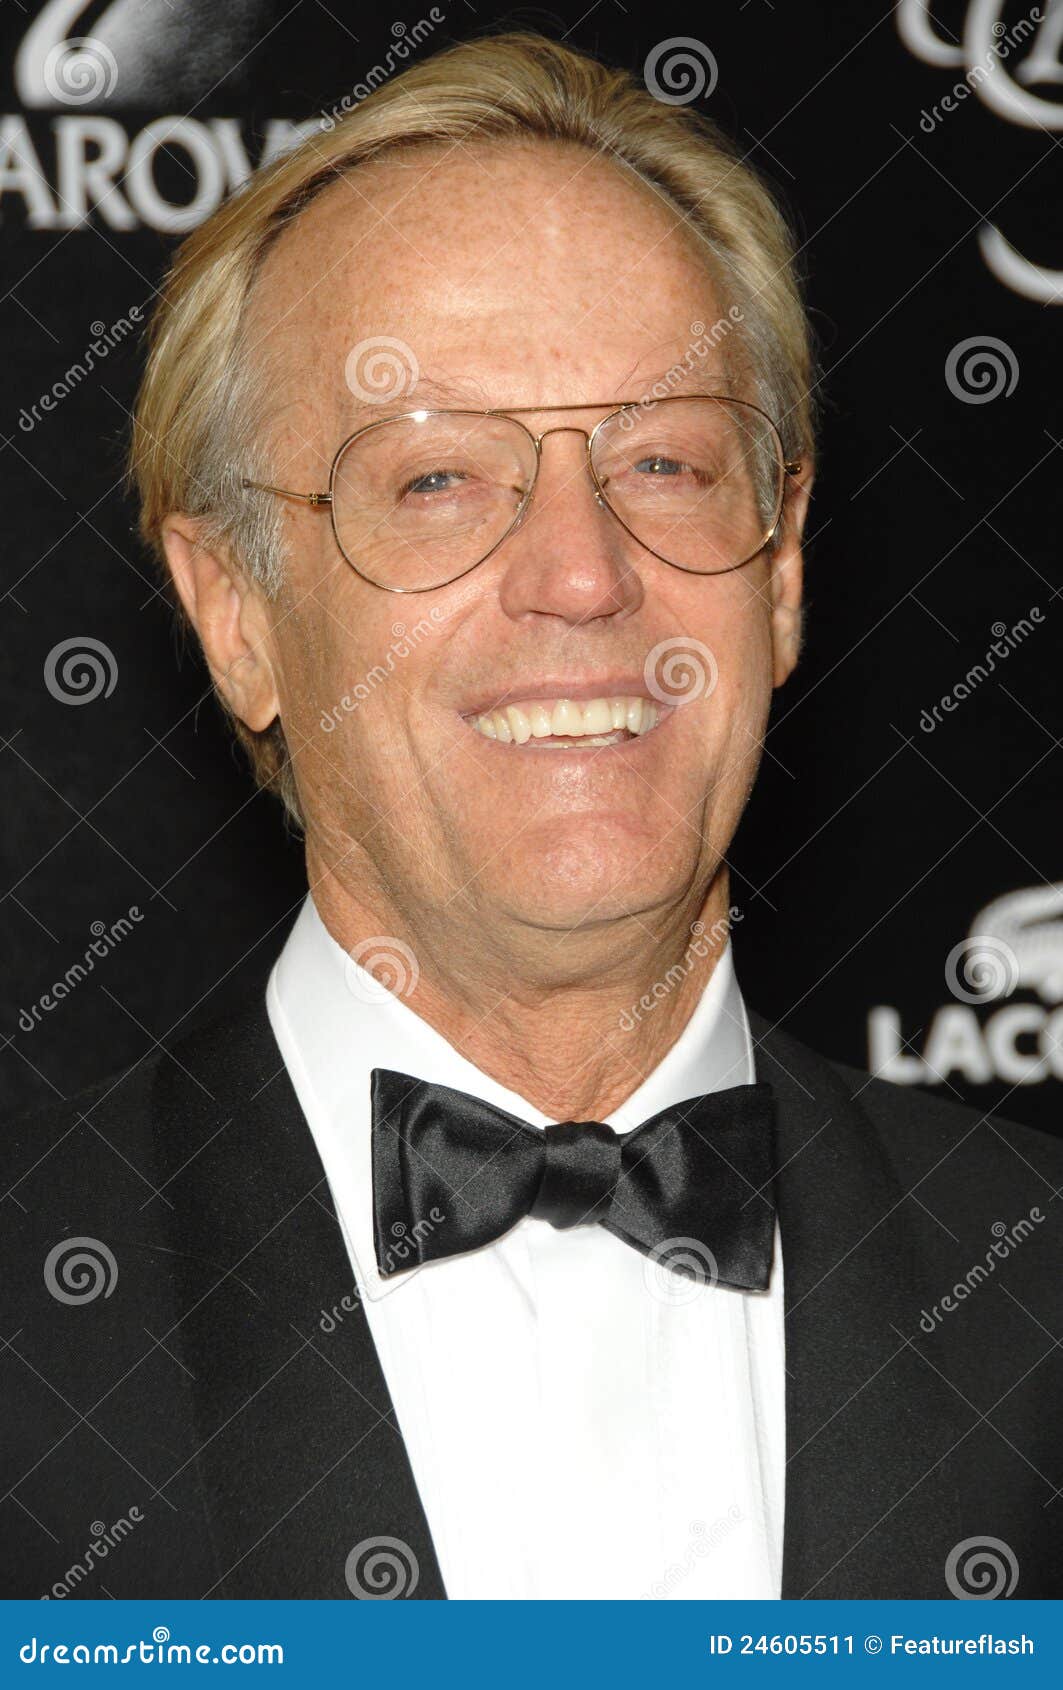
top-left (2, 991), bottom-right (1062, 1600)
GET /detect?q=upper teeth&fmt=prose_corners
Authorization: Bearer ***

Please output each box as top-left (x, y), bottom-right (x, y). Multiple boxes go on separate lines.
top-left (472, 696), bottom-right (659, 744)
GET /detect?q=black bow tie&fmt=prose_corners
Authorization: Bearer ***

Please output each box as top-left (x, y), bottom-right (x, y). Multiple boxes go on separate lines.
top-left (370, 1071), bottom-right (778, 1291)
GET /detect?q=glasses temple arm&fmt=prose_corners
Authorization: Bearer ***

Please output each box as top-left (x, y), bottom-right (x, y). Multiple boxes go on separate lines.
top-left (240, 477), bottom-right (332, 507)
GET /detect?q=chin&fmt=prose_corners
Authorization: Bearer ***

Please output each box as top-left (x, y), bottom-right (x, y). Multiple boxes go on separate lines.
top-left (485, 817), bottom-right (699, 933)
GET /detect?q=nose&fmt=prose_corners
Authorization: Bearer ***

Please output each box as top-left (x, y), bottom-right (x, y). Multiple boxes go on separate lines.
top-left (495, 427), bottom-right (645, 626)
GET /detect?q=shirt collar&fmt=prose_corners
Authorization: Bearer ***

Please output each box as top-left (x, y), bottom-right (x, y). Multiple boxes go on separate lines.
top-left (266, 893), bottom-right (753, 1299)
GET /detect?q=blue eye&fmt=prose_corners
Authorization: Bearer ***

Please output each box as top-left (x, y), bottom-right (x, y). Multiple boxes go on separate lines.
top-left (634, 455), bottom-right (684, 476)
top-left (402, 468), bottom-right (466, 496)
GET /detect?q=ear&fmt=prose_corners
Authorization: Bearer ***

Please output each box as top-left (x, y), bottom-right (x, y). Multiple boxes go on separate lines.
top-left (769, 468), bottom-right (813, 689)
top-left (160, 517), bottom-right (280, 732)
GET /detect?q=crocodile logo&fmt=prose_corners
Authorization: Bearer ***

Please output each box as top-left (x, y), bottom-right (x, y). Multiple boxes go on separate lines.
top-left (968, 884), bottom-right (1063, 1003)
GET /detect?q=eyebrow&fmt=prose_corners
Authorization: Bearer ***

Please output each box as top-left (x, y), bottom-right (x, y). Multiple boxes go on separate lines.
top-left (342, 373), bottom-right (493, 430)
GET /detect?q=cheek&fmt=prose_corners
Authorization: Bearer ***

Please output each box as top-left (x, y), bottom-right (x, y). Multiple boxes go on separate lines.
top-left (269, 597), bottom-right (424, 795)
top-left (657, 580), bottom-right (774, 736)
top-left (728, 622), bottom-right (775, 733)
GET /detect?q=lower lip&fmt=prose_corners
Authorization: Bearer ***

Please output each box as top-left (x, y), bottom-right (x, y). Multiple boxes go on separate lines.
top-left (460, 707), bottom-right (676, 754)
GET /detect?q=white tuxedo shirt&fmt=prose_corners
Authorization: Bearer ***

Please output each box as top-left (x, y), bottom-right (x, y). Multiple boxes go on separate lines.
top-left (266, 894), bottom-right (785, 1598)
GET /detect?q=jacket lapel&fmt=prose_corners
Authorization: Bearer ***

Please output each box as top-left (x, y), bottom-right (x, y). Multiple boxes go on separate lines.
top-left (153, 996), bottom-right (445, 1598)
top-left (750, 1010), bottom-right (962, 1598)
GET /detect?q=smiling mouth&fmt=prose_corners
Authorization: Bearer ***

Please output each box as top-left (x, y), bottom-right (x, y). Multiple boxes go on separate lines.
top-left (467, 694), bottom-right (663, 748)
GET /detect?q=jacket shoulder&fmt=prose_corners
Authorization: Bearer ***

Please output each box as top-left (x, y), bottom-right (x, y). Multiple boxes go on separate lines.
top-left (832, 1051), bottom-right (1063, 1181)
top-left (1, 988), bottom-right (275, 1216)
top-left (1, 1053), bottom-right (160, 1210)
top-left (752, 1009), bottom-right (1063, 1188)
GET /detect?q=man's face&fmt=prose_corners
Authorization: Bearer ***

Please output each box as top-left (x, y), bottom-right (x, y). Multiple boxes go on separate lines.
top-left (242, 141), bottom-right (807, 949)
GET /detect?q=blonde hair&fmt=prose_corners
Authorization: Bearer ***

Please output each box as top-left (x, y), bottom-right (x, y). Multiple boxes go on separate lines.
top-left (128, 30), bottom-right (816, 827)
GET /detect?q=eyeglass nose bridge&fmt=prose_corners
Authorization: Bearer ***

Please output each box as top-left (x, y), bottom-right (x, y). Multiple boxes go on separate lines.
top-left (532, 422), bottom-right (594, 447)
top-left (523, 421), bottom-right (608, 512)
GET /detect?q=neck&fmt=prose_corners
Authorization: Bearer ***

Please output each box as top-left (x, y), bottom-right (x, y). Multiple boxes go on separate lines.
top-left (305, 850), bottom-right (736, 1120)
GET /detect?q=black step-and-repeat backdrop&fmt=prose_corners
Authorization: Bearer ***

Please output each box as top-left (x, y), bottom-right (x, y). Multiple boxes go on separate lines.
top-left (1, 1), bottom-right (1060, 1135)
